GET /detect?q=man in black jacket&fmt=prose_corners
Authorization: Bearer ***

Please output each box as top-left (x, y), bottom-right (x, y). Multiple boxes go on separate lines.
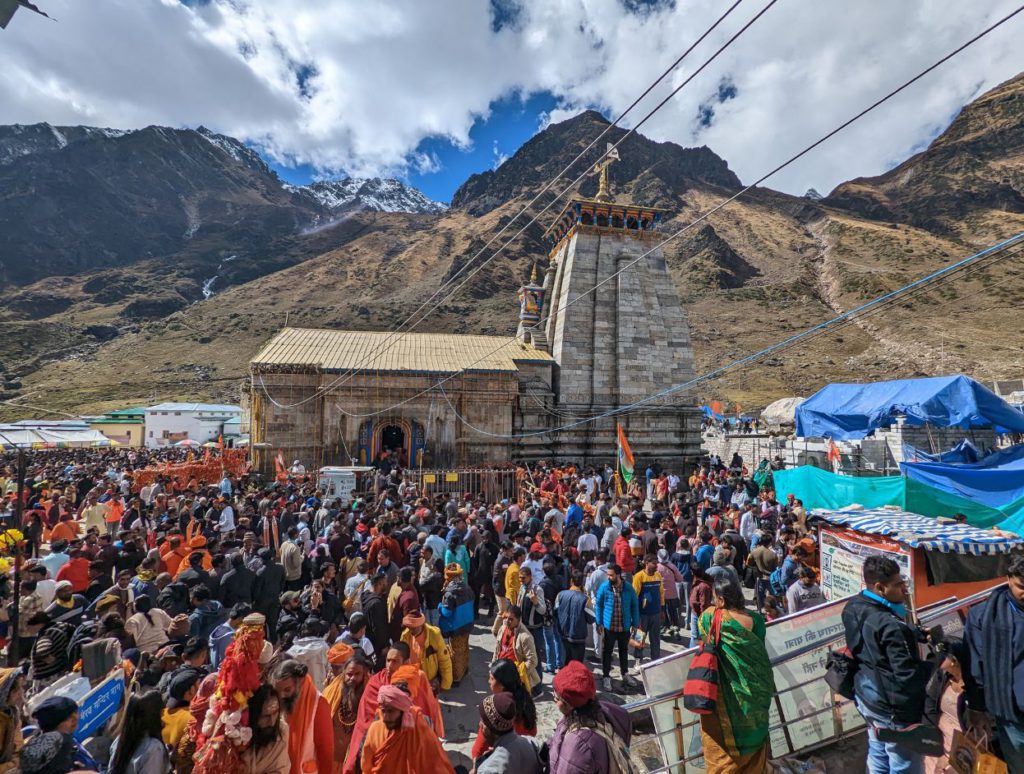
top-left (253, 547), bottom-right (285, 643)
top-left (842, 555), bottom-right (932, 772)
top-left (361, 572), bottom-right (390, 669)
top-left (219, 552), bottom-right (255, 608)
top-left (964, 554), bottom-right (1024, 771)
top-left (471, 527), bottom-right (499, 618)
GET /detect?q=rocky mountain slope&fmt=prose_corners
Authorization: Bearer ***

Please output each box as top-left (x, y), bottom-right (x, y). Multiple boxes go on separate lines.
top-left (2, 74), bottom-right (1024, 419)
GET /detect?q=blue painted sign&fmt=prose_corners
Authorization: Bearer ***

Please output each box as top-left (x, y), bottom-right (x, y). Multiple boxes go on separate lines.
top-left (74, 669), bottom-right (125, 742)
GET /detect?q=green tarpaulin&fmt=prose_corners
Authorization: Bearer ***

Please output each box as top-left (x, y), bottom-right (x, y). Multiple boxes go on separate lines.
top-left (772, 466), bottom-right (1024, 534)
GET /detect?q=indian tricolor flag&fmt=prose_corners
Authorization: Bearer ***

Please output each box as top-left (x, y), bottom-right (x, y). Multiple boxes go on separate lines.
top-left (617, 422), bottom-right (634, 485)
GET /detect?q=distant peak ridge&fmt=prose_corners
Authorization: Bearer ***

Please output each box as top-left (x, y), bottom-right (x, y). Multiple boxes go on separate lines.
top-left (294, 177), bottom-right (448, 214)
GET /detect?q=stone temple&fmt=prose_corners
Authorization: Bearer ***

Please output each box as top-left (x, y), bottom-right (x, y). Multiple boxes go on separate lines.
top-left (245, 163), bottom-right (701, 471)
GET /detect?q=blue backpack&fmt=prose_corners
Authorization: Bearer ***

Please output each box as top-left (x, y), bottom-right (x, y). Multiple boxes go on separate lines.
top-left (768, 565), bottom-right (787, 596)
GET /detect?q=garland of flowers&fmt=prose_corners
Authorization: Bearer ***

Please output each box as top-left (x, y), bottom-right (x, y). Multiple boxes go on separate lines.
top-left (192, 617), bottom-right (265, 773)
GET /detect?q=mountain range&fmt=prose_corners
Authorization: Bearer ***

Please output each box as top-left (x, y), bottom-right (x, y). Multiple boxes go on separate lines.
top-left (2, 73), bottom-right (1023, 420)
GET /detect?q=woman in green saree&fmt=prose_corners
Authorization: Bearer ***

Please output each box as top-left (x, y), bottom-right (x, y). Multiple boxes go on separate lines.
top-left (697, 574), bottom-right (775, 773)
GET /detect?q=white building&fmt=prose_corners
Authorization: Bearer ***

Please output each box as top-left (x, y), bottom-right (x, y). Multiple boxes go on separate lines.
top-left (144, 403), bottom-right (242, 449)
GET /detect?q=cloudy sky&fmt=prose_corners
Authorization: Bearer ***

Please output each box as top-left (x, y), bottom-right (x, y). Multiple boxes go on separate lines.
top-left (2, 0), bottom-right (1022, 202)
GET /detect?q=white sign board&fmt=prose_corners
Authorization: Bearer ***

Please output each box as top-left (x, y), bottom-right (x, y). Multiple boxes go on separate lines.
top-left (819, 528), bottom-right (912, 602)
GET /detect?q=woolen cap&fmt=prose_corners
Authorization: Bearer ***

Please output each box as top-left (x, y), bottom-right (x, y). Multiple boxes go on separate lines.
top-left (552, 660), bottom-right (596, 709)
top-left (479, 692), bottom-right (517, 734)
top-left (33, 695), bottom-right (78, 731)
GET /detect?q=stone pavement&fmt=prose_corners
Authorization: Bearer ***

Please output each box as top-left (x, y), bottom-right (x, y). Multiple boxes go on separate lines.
top-left (437, 613), bottom-right (693, 771)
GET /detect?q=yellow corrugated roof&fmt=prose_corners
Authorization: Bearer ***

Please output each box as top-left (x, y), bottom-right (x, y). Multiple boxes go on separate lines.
top-left (251, 327), bottom-right (553, 374)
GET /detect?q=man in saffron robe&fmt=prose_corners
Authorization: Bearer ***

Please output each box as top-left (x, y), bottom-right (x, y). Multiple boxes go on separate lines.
top-left (323, 645), bottom-right (369, 774)
top-left (271, 658), bottom-right (334, 774)
top-left (343, 643), bottom-right (444, 773)
top-left (360, 685), bottom-right (454, 774)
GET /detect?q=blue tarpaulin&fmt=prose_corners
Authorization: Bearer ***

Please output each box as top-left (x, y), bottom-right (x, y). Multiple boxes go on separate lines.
top-left (795, 375), bottom-right (1024, 440)
top-left (902, 439), bottom-right (983, 464)
top-left (701, 405), bottom-right (724, 421)
top-left (901, 444), bottom-right (1024, 513)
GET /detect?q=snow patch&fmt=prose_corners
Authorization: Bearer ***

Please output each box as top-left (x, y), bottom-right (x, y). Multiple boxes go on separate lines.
top-left (201, 276), bottom-right (218, 299)
top-left (48, 125), bottom-right (67, 149)
top-left (198, 256), bottom-right (237, 300)
top-left (196, 127), bottom-right (270, 174)
top-left (298, 177), bottom-right (447, 214)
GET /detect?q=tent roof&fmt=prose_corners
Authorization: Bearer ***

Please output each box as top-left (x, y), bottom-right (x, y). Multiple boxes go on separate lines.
top-left (813, 508), bottom-right (1024, 555)
top-left (796, 375), bottom-right (1024, 440)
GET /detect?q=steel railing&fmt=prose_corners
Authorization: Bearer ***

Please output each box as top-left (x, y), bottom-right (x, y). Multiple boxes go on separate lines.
top-left (621, 585), bottom-right (1003, 772)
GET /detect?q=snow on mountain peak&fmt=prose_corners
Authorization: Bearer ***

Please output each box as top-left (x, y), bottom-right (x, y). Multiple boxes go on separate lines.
top-left (196, 126), bottom-right (271, 175)
top-left (298, 177), bottom-right (447, 215)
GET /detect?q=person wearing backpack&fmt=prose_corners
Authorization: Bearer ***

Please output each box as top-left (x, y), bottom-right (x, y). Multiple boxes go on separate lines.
top-left (550, 660), bottom-right (635, 774)
top-left (842, 555), bottom-right (933, 774)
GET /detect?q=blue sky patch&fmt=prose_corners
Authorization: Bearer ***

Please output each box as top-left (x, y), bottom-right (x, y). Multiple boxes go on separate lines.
top-left (267, 91), bottom-right (563, 204)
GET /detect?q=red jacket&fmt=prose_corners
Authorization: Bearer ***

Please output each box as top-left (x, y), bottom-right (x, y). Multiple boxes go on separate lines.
top-left (56, 557), bottom-right (90, 593)
top-left (367, 535), bottom-right (405, 568)
top-left (613, 535), bottom-right (635, 574)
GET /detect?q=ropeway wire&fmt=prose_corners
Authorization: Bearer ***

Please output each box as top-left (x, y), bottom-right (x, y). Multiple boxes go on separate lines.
top-left (259, 0), bottom-right (753, 407)
top-left (258, 0), bottom-right (777, 410)
top-left (433, 231), bottom-right (1024, 438)
top-left (292, 2), bottom-right (1024, 423)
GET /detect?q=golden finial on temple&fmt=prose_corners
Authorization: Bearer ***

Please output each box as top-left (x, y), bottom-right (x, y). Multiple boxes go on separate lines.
top-left (529, 261), bottom-right (538, 283)
top-left (592, 142), bottom-right (620, 203)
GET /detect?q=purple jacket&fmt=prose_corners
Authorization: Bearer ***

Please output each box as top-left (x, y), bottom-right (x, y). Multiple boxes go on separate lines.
top-left (549, 701), bottom-right (632, 774)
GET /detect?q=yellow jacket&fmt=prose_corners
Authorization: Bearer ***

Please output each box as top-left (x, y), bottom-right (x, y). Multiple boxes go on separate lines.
top-left (400, 623), bottom-right (453, 690)
top-left (505, 561), bottom-right (521, 605)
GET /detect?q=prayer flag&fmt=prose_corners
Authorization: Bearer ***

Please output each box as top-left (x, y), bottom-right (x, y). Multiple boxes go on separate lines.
top-left (617, 422), bottom-right (634, 485)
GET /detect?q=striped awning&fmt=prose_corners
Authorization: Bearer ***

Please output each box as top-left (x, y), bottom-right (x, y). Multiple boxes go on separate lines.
top-left (813, 508), bottom-right (1024, 555)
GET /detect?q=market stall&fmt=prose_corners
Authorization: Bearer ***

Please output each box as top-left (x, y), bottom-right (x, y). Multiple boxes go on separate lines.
top-left (814, 508), bottom-right (1024, 608)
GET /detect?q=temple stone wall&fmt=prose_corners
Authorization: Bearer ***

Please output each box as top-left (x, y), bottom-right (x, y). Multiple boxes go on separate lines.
top-left (248, 371), bottom-right (523, 472)
top-left (539, 225), bottom-right (701, 469)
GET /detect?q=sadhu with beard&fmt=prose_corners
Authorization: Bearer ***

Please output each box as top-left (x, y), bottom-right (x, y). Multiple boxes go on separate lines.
top-left (271, 659), bottom-right (334, 774)
top-left (360, 684), bottom-right (454, 774)
top-left (323, 644), bottom-right (371, 773)
top-left (344, 642), bottom-right (445, 773)
top-left (239, 683), bottom-right (291, 774)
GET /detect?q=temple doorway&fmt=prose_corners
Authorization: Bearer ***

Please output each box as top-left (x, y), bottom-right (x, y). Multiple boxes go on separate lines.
top-left (379, 423), bottom-right (407, 467)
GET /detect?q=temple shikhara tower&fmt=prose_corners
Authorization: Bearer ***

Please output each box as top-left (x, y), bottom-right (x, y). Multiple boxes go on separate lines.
top-left (515, 149), bottom-right (702, 463)
top-left (246, 151), bottom-right (701, 471)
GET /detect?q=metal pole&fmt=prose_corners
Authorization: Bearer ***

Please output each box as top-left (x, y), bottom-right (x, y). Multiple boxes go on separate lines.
top-left (9, 447), bottom-right (25, 666)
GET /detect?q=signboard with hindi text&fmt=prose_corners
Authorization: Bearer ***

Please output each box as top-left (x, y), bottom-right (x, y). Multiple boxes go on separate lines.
top-left (74, 668), bottom-right (125, 742)
top-left (819, 528), bottom-right (912, 602)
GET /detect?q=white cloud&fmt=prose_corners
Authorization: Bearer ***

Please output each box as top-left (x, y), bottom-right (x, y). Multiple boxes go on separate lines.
top-left (1, 0), bottom-right (1021, 192)
top-left (492, 140), bottom-right (509, 170)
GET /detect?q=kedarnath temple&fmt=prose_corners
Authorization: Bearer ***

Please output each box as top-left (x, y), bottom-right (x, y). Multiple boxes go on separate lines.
top-left (246, 156), bottom-right (702, 471)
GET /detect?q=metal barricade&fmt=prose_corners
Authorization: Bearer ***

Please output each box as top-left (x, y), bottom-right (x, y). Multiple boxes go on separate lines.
top-left (406, 468), bottom-right (518, 502)
top-left (626, 586), bottom-right (1000, 772)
